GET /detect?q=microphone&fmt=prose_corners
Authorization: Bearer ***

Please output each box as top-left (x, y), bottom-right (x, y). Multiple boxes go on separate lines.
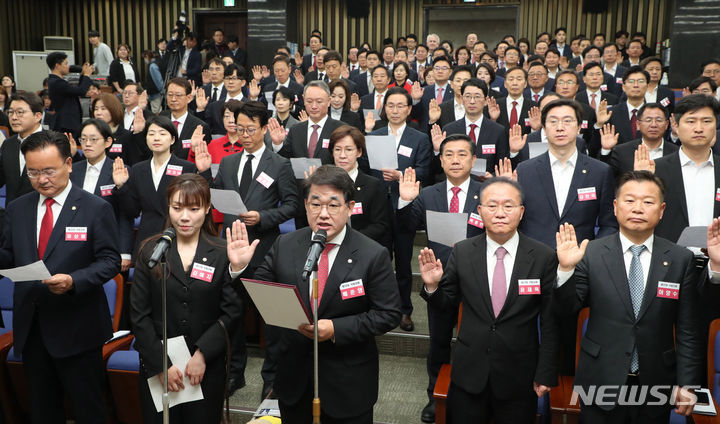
top-left (148, 228), bottom-right (176, 269)
top-left (302, 229), bottom-right (327, 280)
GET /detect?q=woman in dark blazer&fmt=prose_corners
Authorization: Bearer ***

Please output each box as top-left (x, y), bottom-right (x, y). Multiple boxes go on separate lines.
top-left (108, 43), bottom-right (140, 93)
top-left (131, 173), bottom-right (244, 423)
top-left (328, 79), bottom-right (364, 131)
top-left (113, 116), bottom-right (206, 258)
top-left (90, 93), bottom-right (137, 163)
top-left (328, 125), bottom-right (392, 252)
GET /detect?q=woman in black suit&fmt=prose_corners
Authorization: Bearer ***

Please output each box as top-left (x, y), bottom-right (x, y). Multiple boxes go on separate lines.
top-left (113, 116), bottom-right (207, 258)
top-left (108, 43), bottom-right (140, 93)
top-left (329, 125), bottom-right (392, 251)
top-left (328, 79), bottom-right (363, 131)
top-left (131, 173), bottom-right (245, 423)
top-left (90, 93), bottom-right (136, 163)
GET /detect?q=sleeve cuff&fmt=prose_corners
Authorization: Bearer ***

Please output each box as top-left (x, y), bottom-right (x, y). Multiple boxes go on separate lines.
top-left (271, 143), bottom-right (283, 153)
top-left (229, 263), bottom-right (246, 279)
top-left (601, 148), bottom-right (611, 156)
top-left (423, 285), bottom-right (437, 295)
top-left (510, 151), bottom-right (519, 158)
top-left (121, 254), bottom-right (131, 261)
top-left (397, 198), bottom-right (412, 209)
top-left (556, 268), bottom-right (574, 288)
top-left (708, 265), bottom-right (720, 283)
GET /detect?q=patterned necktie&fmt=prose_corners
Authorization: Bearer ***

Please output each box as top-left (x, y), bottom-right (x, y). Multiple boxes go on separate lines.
top-left (317, 243), bottom-right (337, 307)
top-left (308, 124), bottom-right (320, 157)
top-left (468, 123), bottom-right (478, 144)
top-left (631, 109), bottom-right (638, 139)
top-left (492, 247), bottom-right (508, 317)
top-left (628, 244), bottom-right (646, 373)
top-left (590, 94), bottom-right (597, 110)
top-left (436, 87), bottom-right (444, 104)
top-left (38, 198), bottom-right (55, 259)
top-left (449, 186), bottom-right (461, 213)
top-left (510, 101), bottom-right (519, 128)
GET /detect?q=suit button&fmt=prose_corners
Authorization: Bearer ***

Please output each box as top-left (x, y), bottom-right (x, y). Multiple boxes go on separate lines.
top-left (490, 325), bottom-right (496, 331)
top-left (183, 287), bottom-right (188, 292)
top-left (182, 302), bottom-right (188, 308)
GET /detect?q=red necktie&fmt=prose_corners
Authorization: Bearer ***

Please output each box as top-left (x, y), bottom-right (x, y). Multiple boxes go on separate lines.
top-left (173, 120), bottom-right (179, 130)
top-left (468, 123), bottom-right (478, 144)
top-left (449, 187), bottom-right (461, 213)
top-left (436, 87), bottom-right (444, 104)
top-left (590, 94), bottom-right (597, 110)
top-left (631, 109), bottom-right (638, 138)
top-left (38, 198), bottom-right (55, 259)
top-left (533, 94), bottom-right (539, 103)
top-left (312, 55), bottom-right (316, 68)
top-left (308, 124), bottom-right (320, 157)
top-left (316, 243), bottom-right (336, 306)
top-left (510, 101), bottom-right (518, 128)
top-left (375, 94), bottom-right (383, 110)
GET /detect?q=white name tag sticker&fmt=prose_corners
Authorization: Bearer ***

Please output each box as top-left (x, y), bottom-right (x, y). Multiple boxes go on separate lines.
top-left (716, 188), bottom-right (720, 202)
top-left (100, 184), bottom-right (115, 197)
top-left (166, 165), bottom-right (183, 176)
top-left (616, 77), bottom-right (623, 84)
top-left (481, 144), bottom-right (496, 155)
top-left (190, 263), bottom-right (215, 282)
top-left (340, 279), bottom-right (365, 300)
top-left (600, 84), bottom-right (608, 92)
top-left (660, 97), bottom-right (670, 107)
top-left (352, 202), bottom-right (363, 215)
top-left (657, 281), bottom-right (679, 300)
top-left (65, 227), bottom-right (88, 241)
top-left (322, 138), bottom-right (330, 149)
top-left (109, 144), bottom-right (122, 153)
top-left (518, 279), bottom-right (541, 295)
top-left (256, 172), bottom-right (275, 188)
top-left (182, 139), bottom-right (192, 149)
top-left (577, 187), bottom-right (597, 201)
top-left (524, 118), bottom-right (531, 126)
top-left (468, 212), bottom-right (484, 228)
top-left (398, 145), bottom-right (413, 157)
top-left (581, 120), bottom-right (588, 129)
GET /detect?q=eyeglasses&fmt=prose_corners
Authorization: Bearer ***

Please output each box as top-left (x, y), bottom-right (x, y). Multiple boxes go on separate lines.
top-left (385, 103), bottom-right (408, 110)
top-left (434, 66), bottom-right (450, 71)
top-left (556, 80), bottom-right (577, 86)
top-left (166, 92), bottom-right (187, 98)
top-left (640, 117), bottom-right (667, 124)
top-left (79, 136), bottom-right (105, 144)
top-left (528, 72), bottom-right (547, 78)
top-left (307, 201), bottom-right (346, 215)
top-left (27, 168), bottom-right (60, 179)
top-left (122, 91), bottom-right (138, 96)
top-left (625, 79), bottom-right (646, 85)
top-left (481, 204), bottom-right (521, 214)
top-left (6, 109), bottom-right (29, 117)
top-left (462, 94), bottom-right (485, 102)
top-left (224, 76), bottom-right (243, 81)
top-left (236, 126), bottom-right (259, 136)
top-left (333, 146), bottom-right (357, 155)
top-left (704, 69), bottom-right (720, 75)
top-left (546, 118), bottom-right (578, 127)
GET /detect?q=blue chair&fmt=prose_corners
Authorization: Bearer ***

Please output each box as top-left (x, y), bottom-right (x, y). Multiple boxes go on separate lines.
top-left (106, 340), bottom-right (142, 424)
top-left (0, 277), bottom-right (19, 422)
top-left (279, 218), bottom-right (296, 234)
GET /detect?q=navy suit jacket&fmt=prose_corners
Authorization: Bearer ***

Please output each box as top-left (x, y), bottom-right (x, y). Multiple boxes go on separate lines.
top-left (278, 118), bottom-right (345, 165)
top-left (442, 117), bottom-right (510, 173)
top-left (516, 130), bottom-right (588, 163)
top-left (517, 152), bottom-right (617, 248)
top-left (603, 138), bottom-right (679, 180)
top-left (0, 185), bottom-right (120, 357)
top-left (368, 126), bottom-right (432, 208)
top-left (414, 83), bottom-right (455, 133)
top-left (203, 84), bottom-right (227, 104)
top-left (494, 96), bottom-right (537, 135)
top-left (159, 110), bottom-right (211, 160)
top-left (48, 74), bottom-right (92, 135)
top-left (607, 102), bottom-right (642, 145)
top-left (350, 71), bottom-right (371, 97)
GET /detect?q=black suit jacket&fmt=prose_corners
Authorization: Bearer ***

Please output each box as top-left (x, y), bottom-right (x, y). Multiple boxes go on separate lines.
top-left (494, 96), bottom-right (537, 135)
top-left (0, 185), bottom-right (121, 357)
top-left (108, 59), bottom-right (140, 91)
top-left (48, 74), bottom-right (91, 135)
top-left (603, 138), bottom-right (679, 180)
top-left (212, 148), bottom-right (300, 268)
top-left (350, 71), bottom-right (371, 97)
top-left (421, 233), bottom-right (559, 397)
top-left (251, 226), bottom-right (401, 418)
top-left (278, 118), bottom-right (345, 164)
top-left (413, 83), bottom-right (455, 133)
top-left (160, 111), bottom-right (212, 160)
top-left (131, 234), bottom-right (242, 375)
top-left (350, 171), bottom-right (392, 251)
top-left (0, 135), bottom-right (33, 203)
top-left (203, 83), bottom-right (228, 104)
top-left (262, 80), bottom-right (305, 115)
top-left (575, 89), bottom-right (618, 107)
top-left (607, 102), bottom-right (642, 145)
top-left (654, 152), bottom-right (720, 242)
top-left (227, 47), bottom-right (247, 66)
top-left (517, 152), bottom-right (618, 248)
top-left (442, 117), bottom-right (510, 173)
top-left (554, 234), bottom-right (703, 408)
top-left (435, 98), bottom-right (462, 129)
top-left (71, 159), bottom-right (134, 255)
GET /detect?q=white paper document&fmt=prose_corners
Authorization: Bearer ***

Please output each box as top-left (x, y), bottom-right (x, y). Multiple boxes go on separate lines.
top-left (426, 211), bottom-right (469, 247)
top-left (363, 108), bottom-right (380, 120)
top-left (290, 157), bottom-right (322, 179)
top-left (529, 142), bottom-right (549, 158)
top-left (692, 388), bottom-right (717, 415)
top-left (0, 260), bottom-right (52, 282)
top-left (210, 189), bottom-right (248, 215)
top-left (254, 398), bottom-right (281, 418)
top-left (242, 279), bottom-right (311, 330)
top-left (470, 158), bottom-right (487, 177)
top-left (105, 330), bottom-right (131, 344)
top-left (147, 336), bottom-right (204, 412)
top-left (365, 135), bottom-right (399, 170)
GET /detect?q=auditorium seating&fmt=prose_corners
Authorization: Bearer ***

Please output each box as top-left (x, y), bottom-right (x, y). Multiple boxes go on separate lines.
top-left (106, 340), bottom-right (142, 424)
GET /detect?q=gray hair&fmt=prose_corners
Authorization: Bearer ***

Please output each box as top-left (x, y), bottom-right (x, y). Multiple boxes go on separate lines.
top-left (304, 80), bottom-right (331, 97)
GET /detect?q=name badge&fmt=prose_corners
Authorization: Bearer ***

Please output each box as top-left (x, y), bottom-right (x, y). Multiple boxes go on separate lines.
top-left (322, 139), bottom-right (330, 149)
top-left (65, 226), bottom-right (88, 241)
top-left (340, 279), bottom-right (365, 300)
top-left (190, 263), bottom-right (215, 283)
top-left (518, 279), bottom-right (541, 295)
top-left (716, 188), bottom-right (720, 202)
top-left (256, 171), bottom-right (274, 188)
top-left (657, 281), bottom-right (679, 300)
top-left (577, 187), bottom-right (597, 201)
top-left (524, 118), bottom-right (531, 127)
top-left (182, 139), bottom-right (192, 149)
top-left (468, 212), bottom-right (484, 228)
top-left (616, 77), bottom-right (623, 84)
top-left (166, 165), bottom-right (183, 176)
top-left (660, 97), bottom-right (670, 107)
top-left (100, 184), bottom-right (115, 197)
top-left (352, 202), bottom-right (363, 215)
top-left (109, 144), bottom-right (122, 153)
top-left (581, 120), bottom-right (588, 129)
top-left (481, 144), bottom-right (496, 155)
top-left (398, 145), bottom-right (413, 157)
top-left (600, 84), bottom-right (608, 92)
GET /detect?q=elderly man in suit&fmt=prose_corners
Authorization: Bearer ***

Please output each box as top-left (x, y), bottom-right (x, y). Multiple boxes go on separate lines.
top-left (46, 52), bottom-right (94, 137)
top-left (0, 131), bottom-right (121, 422)
top-left (230, 164), bottom-right (401, 423)
top-left (419, 176), bottom-right (559, 423)
top-left (554, 170), bottom-right (702, 422)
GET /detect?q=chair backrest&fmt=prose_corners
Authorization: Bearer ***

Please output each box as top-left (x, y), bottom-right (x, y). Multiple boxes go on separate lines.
top-left (0, 277), bottom-right (12, 333)
top-left (575, 307), bottom-right (590, 368)
top-left (103, 274), bottom-right (124, 332)
top-left (708, 318), bottom-right (720, 403)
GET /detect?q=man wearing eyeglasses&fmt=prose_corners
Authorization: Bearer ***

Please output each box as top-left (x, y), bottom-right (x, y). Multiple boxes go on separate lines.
top-left (233, 164), bottom-right (401, 423)
top-left (196, 63), bottom-right (249, 135)
top-left (553, 70), bottom-right (598, 154)
top-left (594, 66), bottom-right (650, 146)
top-left (0, 130), bottom-right (120, 422)
top-left (701, 59), bottom-right (720, 101)
top-left (411, 55), bottom-right (454, 133)
top-left (158, 77), bottom-right (211, 160)
top-left (418, 176), bottom-right (559, 423)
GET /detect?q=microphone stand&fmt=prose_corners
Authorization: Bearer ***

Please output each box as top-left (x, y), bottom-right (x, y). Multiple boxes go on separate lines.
top-left (161, 259), bottom-right (170, 424)
top-left (311, 263), bottom-right (321, 424)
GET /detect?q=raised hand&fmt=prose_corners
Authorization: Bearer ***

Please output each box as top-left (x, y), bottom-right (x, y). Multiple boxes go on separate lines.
top-left (303, 164), bottom-right (317, 179)
top-left (528, 106), bottom-right (542, 131)
top-left (189, 80), bottom-right (197, 99)
top-left (132, 108), bottom-right (147, 134)
top-left (350, 92), bottom-right (361, 112)
top-left (508, 124), bottom-right (527, 154)
top-left (364, 110), bottom-right (376, 133)
top-left (251, 65), bottom-right (263, 82)
top-left (293, 68), bottom-right (305, 86)
top-left (81, 62), bottom-right (94, 76)
top-left (633, 144), bottom-right (655, 173)
top-left (428, 98), bottom-right (441, 124)
top-left (418, 65), bottom-right (426, 82)
top-left (195, 87), bottom-right (209, 111)
top-left (430, 124), bottom-right (447, 153)
top-left (138, 90), bottom-right (148, 110)
top-left (294, 51), bottom-right (303, 66)
top-left (112, 157), bottom-right (129, 188)
top-left (600, 123), bottom-right (619, 150)
top-left (226, 220), bottom-right (260, 272)
top-left (298, 110), bottom-right (309, 122)
top-left (494, 157), bottom-right (517, 181)
top-left (193, 139), bottom-right (212, 173)
top-left (418, 247), bottom-right (443, 291)
top-left (708, 218), bottom-right (720, 272)
top-left (64, 132), bottom-right (78, 157)
top-left (486, 96), bottom-right (500, 121)
top-left (669, 114), bottom-right (679, 139)
top-left (575, 63), bottom-right (584, 73)
top-left (201, 69), bottom-right (210, 85)
top-left (559, 56), bottom-right (569, 69)
top-left (411, 81), bottom-right (424, 102)
top-left (340, 63), bottom-right (350, 79)
top-left (267, 117), bottom-right (287, 145)
top-left (556, 223), bottom-right (589, 272)
top-left (190, 124), bottom-right (205, 151)
top-left (261, 65), bottom-right (271, 79)
top-left (248, 79), bottom-right (261, 100)
top-left (682, 87), bottom-right (691, 98)
top-left (595, 99), bottom-right (612, 126)
top-left (398, 167), bottom-right (420, 202)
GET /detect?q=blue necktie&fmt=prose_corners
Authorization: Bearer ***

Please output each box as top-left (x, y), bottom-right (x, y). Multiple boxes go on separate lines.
top-left (628, 244), bottom-right (646, 373)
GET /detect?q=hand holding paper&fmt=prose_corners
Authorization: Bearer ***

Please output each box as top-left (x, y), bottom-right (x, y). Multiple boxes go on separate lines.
top-left (0, 260), bottom-right (52, 282)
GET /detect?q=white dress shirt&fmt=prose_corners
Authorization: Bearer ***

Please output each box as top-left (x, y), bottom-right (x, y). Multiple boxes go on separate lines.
top-left (225, 92), bottom-right (244, 102)
top-left (644, 85), bottom-right (658, 104)
top-left (170, 111), bottom-right (189, 139)
top-left (453, 99), bottom-right (465, 121)
top-left (641, 138), bottom-right (664, 160)
top-left (236, 144), bottom-right (265, 189)
top-left (150, 156), bottom-right (172, 190)
top-left (124, 106), bottom-right (139, 130)
top-left (389, 123), bottom-right (406, 148)
top-left (486, 232), bottom-right (520, 295)
top-left (306, 115), bottom-right (329, 149)
top-left (445, 177), bottom-right (471, 212)
top-left (210, 82), bottom-right (225, 99)
top-left (347, 164), bottom-right (359, 182)
top-left (549, 149), bottom-right (578, 215)
top-left (679, 148), bottom-right (715, 226)
top-left (465, 115), bottom-right (484, 142)
top-left (120, 60), bottom-right (136, 82)
top-left (604, 63), bottom-right (618, 76)
top-left (626, 101), bottom-right (644, 120)
top-left (435, 83), bottom-right (449, 101)
top-left (36, 181), bottom-right (73, 245)
top-left (82, 157), bottom-right (106, 194)
top-left (529, 88), bottom-right (545, 102)
top-left (506, 95), bottom-right (524, 122)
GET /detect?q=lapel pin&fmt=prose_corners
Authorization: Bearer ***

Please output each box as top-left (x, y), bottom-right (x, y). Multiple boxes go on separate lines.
top-left (582, 169), bottom-right (587, 174)
top-left (71, 206), bottom-right (77, 210)
top-left (348, 259), bottom-right (352, 263)
top-left (663, 261), bottom-right (668, 266)
top-left (203, 257), bottom-right (207, 262)
top-left (474, 195), bottom-right (478, 199)
top-left (357, 187), bottom-right (361, 191)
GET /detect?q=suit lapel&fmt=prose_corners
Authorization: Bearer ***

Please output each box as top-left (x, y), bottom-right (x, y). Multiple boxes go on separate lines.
top-left (667, 154), bottom-right (689, 224)
top-left (714, 157), bottom-right (720, 218)
top-left (244, 149), bottom-right (271, 203)
top-left (463, 180), bottom-right (482, 214)
top-left (432, 183), bottom-right (448, 212)
top-left (636, 239), bottom-right (671, 321)
top-left (497, 237), bottom-right (535, 319)
top-left (601, 235), bottom-right (636, 318)
top-left (470, 235), bottom-right (494, 318)
top-left (535, 154), bottom-right (560, 219)
top-left (319, 228), bottom-right (357, 315)
top-left (294, 122), bottom-right (310, 157)
top-left (43, 187), bottom-right (81, 260)
top-left (294, 233), bottom-right (312, 310)
top-left (560, 154), bottom-right (588, 219)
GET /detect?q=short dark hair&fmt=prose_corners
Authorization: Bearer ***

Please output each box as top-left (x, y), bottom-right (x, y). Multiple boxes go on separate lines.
top-left (540, 98), bottom-right (584, 126)
top-left (622, 65), bottom-right (650, 83)
top-left (583, 62), bottom-right (603, 75)
top-left (689, 76), bottom-right (718, 92)
top-left (615, 170), bottom-right (665, 201)
top-left (637, 102), bottom-right (670, 120)
top-left (406, 34), bottom-right (418, 41)
top-left (415, 44), bottom-right (429, 53)
top-left (475, 62), bottom-right (496, 84)
top-left (379, 87), bottom-right (412, 122)
top-left (461, 78), bottom-right (489, 97)
top-left (432, 55), bottom-right (452, 68)
top-left (504, 67), bottom-right (527, 80)
top-left (166, 77), bottom-right (192, 95)
top-left (528, 62), bottom-right (548, 73)
top-left (235, 100), bottom-right (270, 127)
top-left (366, 50), bottom-right (381, 60)
top-left (46, 52), bottom-right (67, 70)
top-left (227, 35), bottom-right (239, 44)
top-left (503, 34), bottom-right (516, 43)
top-left (145, 116), bottom-right (179, 143)
top-left (186, 32), bottom-right (198, 42)
top-left (21, 130), bottom-right (72, 160)
top-left (627, 39), bottom-right (643, 49)
top-left (439, 133), bottom-right (476, 156)
top-left (674, 93), bottom-right (720, 122)
top-left (554, 27), bottom-right (567, 35)
top-left (328, 79), bottom-right (352, 111)
top-left (701, 59), bottom-right (720, 72)
top-left (640, 56), bottom-right (663, 70)
top-left (544, 48), bottom-right (560, 58)
top-left (329, 125), bottom-right (366, 155)
top-left (602, 43), bottom-right (618, 53)
top-left (303, 164), bottom-right (355, 203)
top-left (450, 65), bottom-right (474, 81)
top-left (371, 64), bottom-right (390, 78)
top-left (323, 50), bottom-right (343, 64)
top-left (123, 80), bottom-right (143, 93)
top-left (272, 86), bottom-right (296, 106)
top-left (208, 57), bottom-right (226, 68)
top-left (593, 32), bottom-right (606, 40)
top-left (581, 45), bottom-right (602, 59)
top-left (556, 69), bottom-right (579, 83)
top-left (222, 99), bottom-right (244, 119)
top-left (273, 55), bottom-right (291, 68)
top-left (526, 55), bottom-right (545, 65)
top-left (479, 176), bottom-right (525, 205)
top-left (80, 118), bottom-right (114, 140)
top-left (615, 30), bottom-right (629, 38)
top-left (309, 34), bottom-right (322, 43)
top-left (88, 30), bottom-right (100, 38)
top-left (224, 63), bottom-right (246, 79)
top-left (10, 91), bottom-right (43, 114)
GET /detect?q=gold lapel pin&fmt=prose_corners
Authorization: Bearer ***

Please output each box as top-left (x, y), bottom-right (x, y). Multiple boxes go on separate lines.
top-left (71, 206), bottom-right (77, 210)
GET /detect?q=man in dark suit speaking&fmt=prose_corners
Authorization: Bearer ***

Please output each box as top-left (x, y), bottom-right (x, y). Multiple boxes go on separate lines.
top-left (229, 164), bottom-right (401, 423)
top-left (419, 177), bottom-right (559, 423)
top-left (555, 171), bottom-right (702, 422)
top-left (0, 131), bottom-right (121, 422)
